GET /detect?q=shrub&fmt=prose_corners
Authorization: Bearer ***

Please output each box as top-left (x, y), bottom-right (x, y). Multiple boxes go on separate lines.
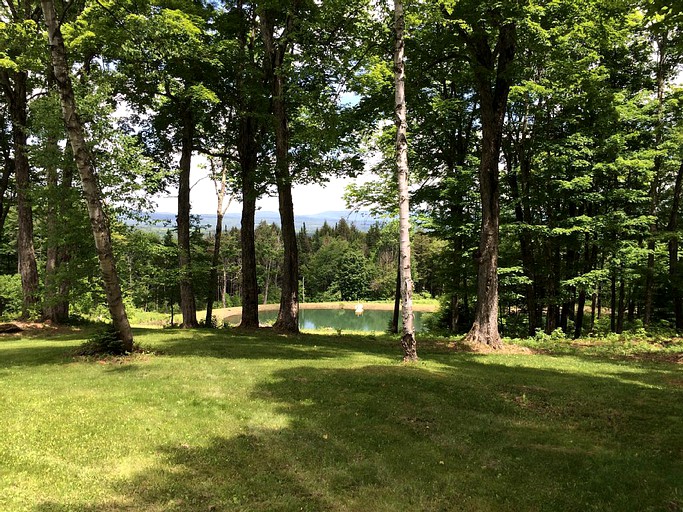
top-left (77, 326), bottom-right (132, 356)
top-left (0, 274), bottom-right (23, 319)
top-left (533, 327), bottom-right (568, 343)
top-left (198, 315), bottom-right (218, 329)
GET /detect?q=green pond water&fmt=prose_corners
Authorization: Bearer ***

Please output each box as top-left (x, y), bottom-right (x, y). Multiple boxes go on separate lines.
top-left (227, 308), bottom-right (426, 332)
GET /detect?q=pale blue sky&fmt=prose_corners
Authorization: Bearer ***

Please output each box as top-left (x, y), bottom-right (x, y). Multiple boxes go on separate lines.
top-left (153, 172), bottom-right (368, 216)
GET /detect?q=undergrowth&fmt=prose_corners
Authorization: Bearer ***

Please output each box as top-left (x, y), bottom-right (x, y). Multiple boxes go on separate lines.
top-left (76, 326), bottom-right (138, 356)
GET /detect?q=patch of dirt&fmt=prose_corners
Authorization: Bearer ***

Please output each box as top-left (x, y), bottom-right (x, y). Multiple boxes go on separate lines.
top-left (415, 337), bottom-right (534, 354)
top-left (459, 340), bottom-right (534, 354)
top-left (0, 321), bottom-right (81, 337)
top-left (0, 323), bottom-right (23, 333)
top-left (631, 352), bottom-right (683, 364)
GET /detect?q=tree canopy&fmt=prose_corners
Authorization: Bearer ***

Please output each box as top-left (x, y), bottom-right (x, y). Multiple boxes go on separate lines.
top-left (0, 0), bottom-right (680, 348)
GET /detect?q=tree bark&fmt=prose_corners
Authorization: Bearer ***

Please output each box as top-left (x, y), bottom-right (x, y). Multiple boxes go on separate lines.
top-left (261, 8), bottom-right (299, 334)
top-left (0, 134), bottom-right (12, 241)
top-left (55, 159), bottom-right (74, 322)
top-left (667, 160), bottom-right (683, 329)
top-left (644, 44), bottom-right (667, 327)
top-left (235, 0), bottom-right (260, 329)
top-left (545, 243), bottom-right (561, 334)
top-left (205, 160), bottom-right (230, 327)
top-left (573, 236), bottom-right (594, 339)
top-left (644, 235), bottom-right (656, 326)
top-left (462, 23), bottom-right (516, 349)
top-left (507, 151), bottom-right (538, 335)
top-left (391, 255), bottom-right (400, 334)
top-left (273, 178), bottom-right (299, 333)
top-left (575, 289), bottom-right (586, 339)
top-left (240, 167), bottom-right (259, 327)
top-left (609, 270), bottom-right (617, 332)
top-left (42, 0), bottom-right (133, 350)
top-left (43, 131), bottom-right (69, 323)
top-left (43, 93), bottom-right (72, 324)
top-left (394, 0), bottom-right (416, 361)
top-left (44, 145), bottom-right (60, 322)
top-left (0, 69), bottom-right (39, 318)
top-left (263, 258), bottom-right (271, 305)
top-left (222, 268), bottom-right (228, 308)
top-left (177, 106), bottom-right (198, 328)
top-left (616, 276), bottom-right (625, 334)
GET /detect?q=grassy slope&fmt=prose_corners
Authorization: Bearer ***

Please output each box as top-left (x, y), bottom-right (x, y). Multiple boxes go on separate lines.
top-left (0, 328), bottom-right (681, 511)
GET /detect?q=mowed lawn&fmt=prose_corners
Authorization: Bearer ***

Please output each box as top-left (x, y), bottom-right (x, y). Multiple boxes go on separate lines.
top-left (0, 328), bottom-right (681, 511)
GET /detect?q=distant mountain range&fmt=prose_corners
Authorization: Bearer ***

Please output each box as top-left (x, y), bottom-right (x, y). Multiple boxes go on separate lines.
top-left (132, 210), bottom-right (384, 232)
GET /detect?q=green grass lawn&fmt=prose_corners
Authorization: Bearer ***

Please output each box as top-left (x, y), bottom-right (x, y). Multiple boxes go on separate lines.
top-left (1, 328), bottom-right (681, 511)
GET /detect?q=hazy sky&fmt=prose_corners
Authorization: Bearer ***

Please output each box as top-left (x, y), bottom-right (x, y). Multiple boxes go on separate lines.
top-left (153, 171), bottom-right (371, 216)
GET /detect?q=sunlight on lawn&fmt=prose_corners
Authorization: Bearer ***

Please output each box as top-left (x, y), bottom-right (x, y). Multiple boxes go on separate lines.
top-left (0, 327), bottom-right (681, 511)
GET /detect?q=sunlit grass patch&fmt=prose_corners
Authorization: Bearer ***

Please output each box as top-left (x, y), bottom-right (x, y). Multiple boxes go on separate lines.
top-left (0, 327), bottom-right (681, 511)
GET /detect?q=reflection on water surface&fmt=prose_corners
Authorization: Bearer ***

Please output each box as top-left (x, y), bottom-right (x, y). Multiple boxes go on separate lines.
top-left (226, 308), bottom-right (426, 332)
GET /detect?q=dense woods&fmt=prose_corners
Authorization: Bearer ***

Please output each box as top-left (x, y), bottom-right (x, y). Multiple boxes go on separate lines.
top-left (0, 0), bottom-right (681, 348)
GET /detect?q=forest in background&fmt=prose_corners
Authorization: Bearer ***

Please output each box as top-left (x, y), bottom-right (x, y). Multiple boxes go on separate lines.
top-left (0, 0), bottom-right (681, 345)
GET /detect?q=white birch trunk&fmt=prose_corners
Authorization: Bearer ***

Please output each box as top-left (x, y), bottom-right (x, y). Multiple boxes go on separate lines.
top-left (394, 0), bottom-right (417, 361)
top-left (42, 0), bottom-right (133, 350)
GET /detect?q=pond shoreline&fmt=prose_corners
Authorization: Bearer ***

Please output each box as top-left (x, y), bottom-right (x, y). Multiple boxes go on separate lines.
top-left (201, 301), bottom-right (437, 324)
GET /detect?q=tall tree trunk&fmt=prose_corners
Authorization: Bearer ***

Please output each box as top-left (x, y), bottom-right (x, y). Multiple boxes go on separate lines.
top-left (545, 243), bottom-right (561, 334)
top-left (508, 162), bottom-right (538, 336)
top-left (573, 236), bottom-right (593, 339)
top-left (1, 70), bottom-right (39, 318)
top-left (627, 297), bottom-right (635, 323)
top-left (391, 255), bottom-right (400, 334)
top-left (236, 0), bottom-right (260, 329)
top-left (43, 97), bottom-right (72, 324)
top-left (222, 267), bottom-right (228, 308)
top-left (461, 24), bottom-right (516, 349)
top-left (597, 275), bottom-right (602, 320)
top-left (272, 177), bottom-right (299, 333)
top-left (394, 0), bottom-right (416, 361)
top-left (42, 0), bottom-right (133, 349)
top-left (263, 259), bottom-right (271, 305)
top-left (261, 10), bottom-right (299, 334)
top-left (55, 157), bottom-right (74, 323)
top-left (609, 270), bottom-right (617, 332)
top-left (560, 243), bottom-right (577, 333)
top-left (616, 276), bottom-right (625, 334)
top-left (450, 294), bottom-right (459, 332)
top-left (0, 139), bottom-right (12, 240)
top-left (177, 107), bottom-right (198, 328)
top-left (575, 289), bottom-right (586, 339)
top-left (590, 290), bottom-right (597, 332)
top-left (43, 129), bottom-right (61, 322)
top-left (644, 231), bottom-right (656, 326)
top-left (239, 166), bottom-right (259, 327)
top-left (205, 160), bottom-right (230, 327)
top-left (505, 111), bottom-right (539, 337)
top-left (644, 45), bottom-right (667, 327)
top-left (667, 160), bottom-right (683, 329)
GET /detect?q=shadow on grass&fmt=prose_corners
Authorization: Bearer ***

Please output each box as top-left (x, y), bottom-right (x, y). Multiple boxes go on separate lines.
top-left (3, 326), bottom-right (682, 384)
top-left (34, 360), bottom-right (683, 512)
top-left (0, 327), bottom-right (395, 372)
top-left (148, 328), bottom-right (401, 361)
top-left (0, 344), bottom-right (80, 369)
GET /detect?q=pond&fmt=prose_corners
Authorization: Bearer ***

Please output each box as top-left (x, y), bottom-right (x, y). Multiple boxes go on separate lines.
top-left (225, 308), bottom-right (427, 332)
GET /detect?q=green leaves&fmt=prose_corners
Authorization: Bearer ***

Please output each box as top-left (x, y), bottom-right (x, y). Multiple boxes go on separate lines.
top-left (0, 20), bottom-right (44, 73)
